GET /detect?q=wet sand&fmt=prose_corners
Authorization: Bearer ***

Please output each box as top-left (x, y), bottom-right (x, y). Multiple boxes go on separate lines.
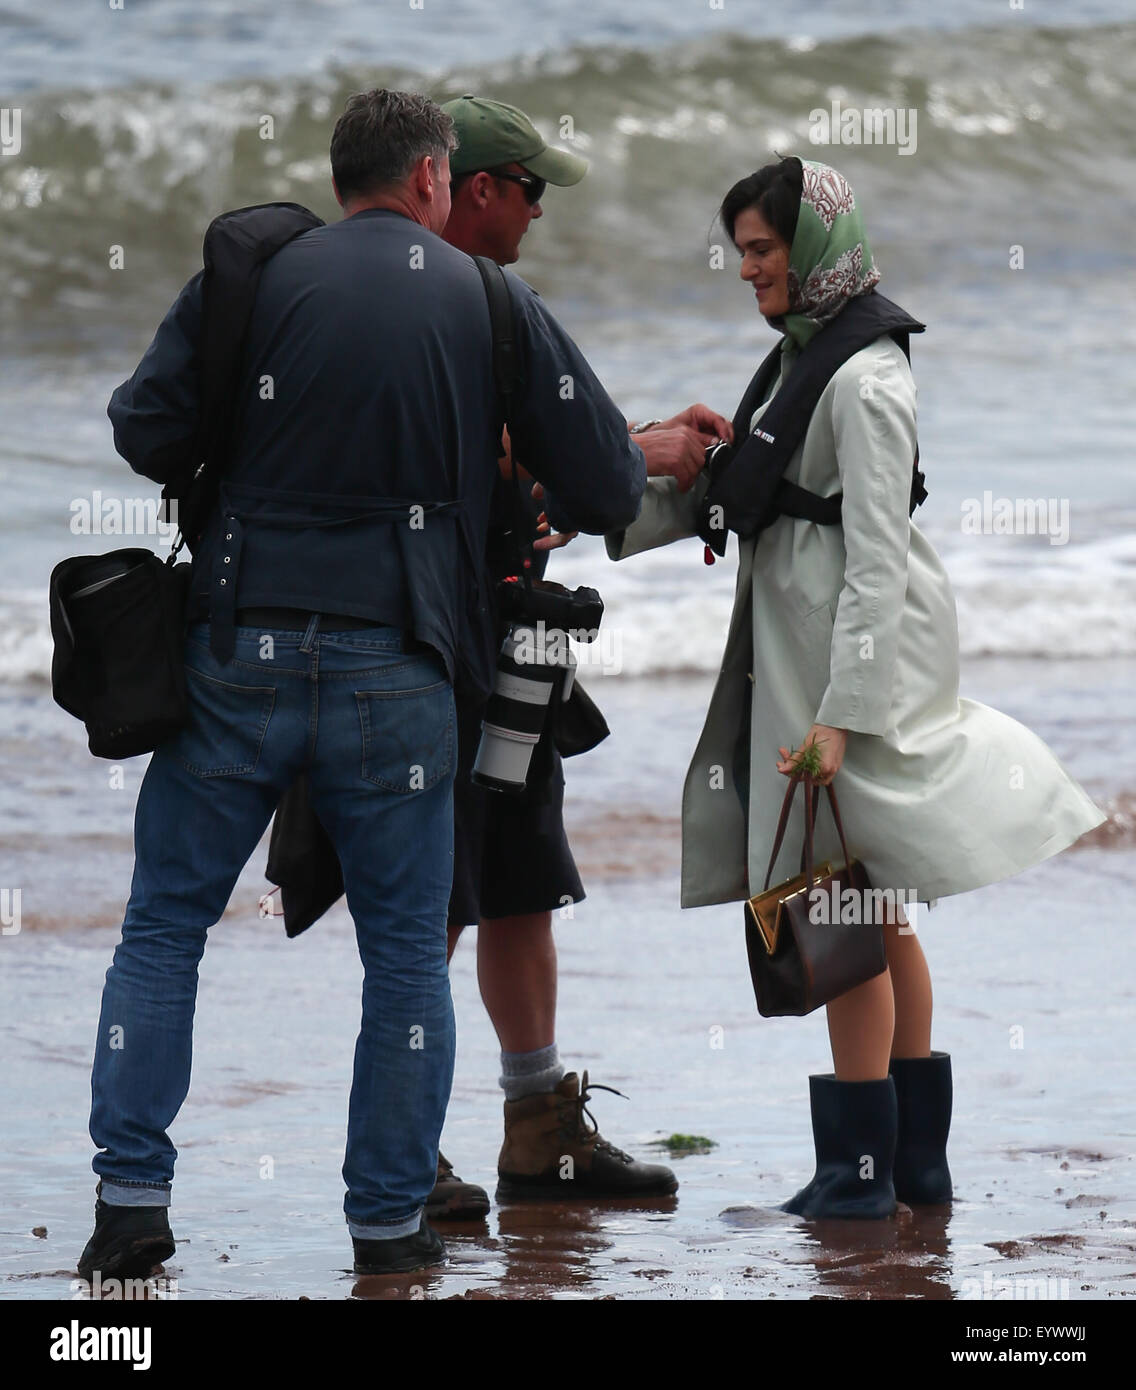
top-left (3, 843), bottom-right (1134, 1300)
top-left (4, 660), bottom-right (1134, 1298)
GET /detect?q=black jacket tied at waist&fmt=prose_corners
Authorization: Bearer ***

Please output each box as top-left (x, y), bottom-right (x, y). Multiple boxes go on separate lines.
top-left (202, 479), bottom-right (484, 686)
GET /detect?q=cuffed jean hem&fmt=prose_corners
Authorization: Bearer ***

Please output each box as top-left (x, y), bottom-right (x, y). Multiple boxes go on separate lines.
top-left (98, 1180), bottom-right (172, 1208)
top-left (347, 1207), bottom-right (423, 1241)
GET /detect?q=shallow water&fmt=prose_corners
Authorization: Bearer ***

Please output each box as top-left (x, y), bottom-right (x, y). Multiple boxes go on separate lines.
top-left (3, 840), bottom-right (1133, 1300)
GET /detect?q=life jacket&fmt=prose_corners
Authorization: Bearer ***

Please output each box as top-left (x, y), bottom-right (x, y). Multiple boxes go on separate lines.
top-left (697, 291), bottom-right (927, 556)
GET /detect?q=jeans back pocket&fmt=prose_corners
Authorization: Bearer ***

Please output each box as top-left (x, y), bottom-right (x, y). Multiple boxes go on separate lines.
top-left (174, 667), bottom-right (276, 778)
top-left (355, 679), bottom-right (455, 793)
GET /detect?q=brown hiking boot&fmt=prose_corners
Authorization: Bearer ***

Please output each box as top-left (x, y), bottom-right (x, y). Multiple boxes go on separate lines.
top-left (425, 1152), bottom-right (490, 1221)
top-left (496, 1070), bottom-right (678, 1201)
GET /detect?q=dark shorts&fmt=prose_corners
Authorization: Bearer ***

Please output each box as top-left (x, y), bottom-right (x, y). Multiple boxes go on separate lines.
top-left (448, 693), bottom-right (585, 927)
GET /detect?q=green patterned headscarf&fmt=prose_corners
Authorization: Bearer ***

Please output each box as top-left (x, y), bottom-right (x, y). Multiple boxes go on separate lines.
top-left (773, 159), bottom-right (881, 350)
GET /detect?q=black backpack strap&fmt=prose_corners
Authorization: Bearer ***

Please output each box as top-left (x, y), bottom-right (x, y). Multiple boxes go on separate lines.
top-left (164, 202), bottom-right (325, 550)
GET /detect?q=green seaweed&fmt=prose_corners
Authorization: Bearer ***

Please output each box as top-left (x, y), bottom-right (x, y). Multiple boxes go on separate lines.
top-left (650, 1132), bottom-right (718, 1157)
top-left (788, 740), bottom-right (825, 778)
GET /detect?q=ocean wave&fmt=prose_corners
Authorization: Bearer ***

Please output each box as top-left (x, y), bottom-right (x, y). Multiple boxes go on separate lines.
top-left (2, 21), bottom-right (1132, 352)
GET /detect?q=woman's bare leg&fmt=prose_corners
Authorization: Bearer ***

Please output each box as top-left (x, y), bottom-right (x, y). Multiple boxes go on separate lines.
top-left (825, 900), bottom-right (931, 1078)
top-left (885, 904), bottom-right (933, 1059)
top-left (826, 968), bottom-right (895, 1080)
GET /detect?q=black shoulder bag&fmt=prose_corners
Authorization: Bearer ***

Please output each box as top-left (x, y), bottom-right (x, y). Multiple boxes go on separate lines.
top-left (49, 202), bottom-right (324, 759)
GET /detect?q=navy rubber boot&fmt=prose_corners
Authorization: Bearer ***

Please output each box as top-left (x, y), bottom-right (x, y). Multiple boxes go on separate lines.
top-left (889, 1051), bottom-right (953, 1204)
top-left (781, 1074), bottom-right (898, 1219)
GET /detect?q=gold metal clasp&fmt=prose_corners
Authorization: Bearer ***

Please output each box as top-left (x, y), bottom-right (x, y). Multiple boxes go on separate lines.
top-left (746, 863), bottom-right (833, 955)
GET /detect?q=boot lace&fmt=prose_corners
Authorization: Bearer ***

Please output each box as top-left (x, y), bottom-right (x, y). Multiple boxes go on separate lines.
top-left (568, 1070), bottom-right (636, 1165)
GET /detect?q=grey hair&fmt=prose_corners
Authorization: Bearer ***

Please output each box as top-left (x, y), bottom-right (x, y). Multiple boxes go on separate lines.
top-left (330, 89), bottom-right (456, 200)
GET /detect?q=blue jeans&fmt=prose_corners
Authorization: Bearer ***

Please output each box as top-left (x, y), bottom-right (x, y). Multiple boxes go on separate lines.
top-left (89, 617), bottom-right (457, 1238)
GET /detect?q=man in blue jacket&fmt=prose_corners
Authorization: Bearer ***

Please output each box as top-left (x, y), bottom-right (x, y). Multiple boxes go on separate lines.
top-left (80, 88), bottom-right (645, 1280)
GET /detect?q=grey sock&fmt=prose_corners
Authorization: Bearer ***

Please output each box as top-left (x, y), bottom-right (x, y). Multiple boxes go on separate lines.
top-left (499, 1043), bottom-right (564, 1102)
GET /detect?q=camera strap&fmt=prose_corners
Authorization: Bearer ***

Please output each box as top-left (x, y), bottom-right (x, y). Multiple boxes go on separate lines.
top-left (471, 255), bottom-right (537, 602)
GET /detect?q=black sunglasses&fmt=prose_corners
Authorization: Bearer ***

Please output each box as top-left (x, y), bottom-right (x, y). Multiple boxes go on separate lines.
top-left (487, 169), bottom-right (547, 206)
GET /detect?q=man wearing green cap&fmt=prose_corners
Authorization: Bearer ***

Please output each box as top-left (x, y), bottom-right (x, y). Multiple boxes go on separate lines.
top-left (428, 95), bottom-right (729, 1217)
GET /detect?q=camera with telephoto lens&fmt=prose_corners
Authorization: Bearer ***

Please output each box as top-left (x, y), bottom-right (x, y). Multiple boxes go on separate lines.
top-left (472, 576), bottom-right (605, 794)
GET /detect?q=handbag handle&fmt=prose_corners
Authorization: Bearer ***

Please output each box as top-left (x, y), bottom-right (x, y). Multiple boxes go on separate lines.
top-left (762, 770), bottom-right (857, 892)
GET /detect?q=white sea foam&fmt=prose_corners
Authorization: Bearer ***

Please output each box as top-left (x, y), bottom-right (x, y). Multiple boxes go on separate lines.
top-left (0, 590), bottom-right (55, 686)
top-left (6, 526), bottom-right (1135, 690)
top-left (6, 527), bottom-right (1135, 689)
top-left (543, 528), bottom-right (1136, 677)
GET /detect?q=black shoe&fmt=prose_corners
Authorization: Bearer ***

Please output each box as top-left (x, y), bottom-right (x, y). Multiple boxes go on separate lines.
top-left (77, 1190), bottom-right (175, 1282)
top-left (781, 1074), bottom-right (897, 1219)
top-left (889, 1051), bottom-right (953, 1204)
top-left (426, 1152), bottom-right (490, 1221)
top-left (352, 1215), bottom-right (446, 1275)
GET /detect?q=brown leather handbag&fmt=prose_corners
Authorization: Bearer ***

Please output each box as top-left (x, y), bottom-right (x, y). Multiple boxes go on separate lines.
top-left (745, 771), bottom-right (886, 1017)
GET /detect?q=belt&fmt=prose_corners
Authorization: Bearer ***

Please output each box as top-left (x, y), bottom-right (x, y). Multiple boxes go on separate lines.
top-left (235, 606), bottom-right (393, 632)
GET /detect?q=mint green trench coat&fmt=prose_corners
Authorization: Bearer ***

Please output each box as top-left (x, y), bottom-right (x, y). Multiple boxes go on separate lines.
top-left (606, 334), bottom-right (1106, 908)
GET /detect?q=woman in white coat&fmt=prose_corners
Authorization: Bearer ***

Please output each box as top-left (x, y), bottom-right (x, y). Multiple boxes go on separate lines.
top-left (606, 157), bottom-right (1105, 1219)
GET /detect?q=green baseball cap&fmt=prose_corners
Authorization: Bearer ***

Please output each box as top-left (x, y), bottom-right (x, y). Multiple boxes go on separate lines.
top-left (442, 95), bottom-right (588, 185)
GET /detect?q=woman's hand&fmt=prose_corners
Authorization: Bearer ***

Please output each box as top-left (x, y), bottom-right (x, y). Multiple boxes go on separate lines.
top-left (777, 723), bottom-right (847, 785)
top-left (662, 403), bottom-right (734, 444)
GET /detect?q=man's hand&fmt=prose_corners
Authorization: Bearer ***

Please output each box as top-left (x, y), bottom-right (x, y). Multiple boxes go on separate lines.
top-left (530, 482), bottom-right (579, 551)
top-left (636, 427), bottom-right (709, 493)
top-left (497, 427), bottom-right (531, 483)
top-left (631, 404), bottom-right (733, 493)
